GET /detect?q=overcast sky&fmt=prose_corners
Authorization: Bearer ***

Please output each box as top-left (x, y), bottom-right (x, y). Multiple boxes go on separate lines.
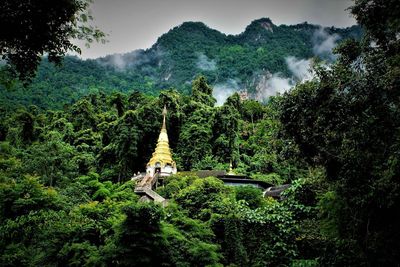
top-left (75, 0), bottom-right (357, 59)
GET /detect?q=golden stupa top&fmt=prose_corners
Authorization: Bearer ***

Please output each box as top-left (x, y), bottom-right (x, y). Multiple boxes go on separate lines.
top-left (147, 106), bottom-right (176, 168)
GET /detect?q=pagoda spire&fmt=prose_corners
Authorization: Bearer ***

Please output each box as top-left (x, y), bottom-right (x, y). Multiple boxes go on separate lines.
top-left (146, 106), bottom-right (177, 177)
top-left (162, 105), bottom-right (167, 130)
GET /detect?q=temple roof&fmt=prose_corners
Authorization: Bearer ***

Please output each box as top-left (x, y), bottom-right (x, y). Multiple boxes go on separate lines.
top-left (147, 106), bottom-right (176, 168)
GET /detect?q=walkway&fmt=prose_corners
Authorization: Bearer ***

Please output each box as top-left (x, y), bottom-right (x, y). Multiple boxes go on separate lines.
top-left (133, 173), bottom-right (168, 206)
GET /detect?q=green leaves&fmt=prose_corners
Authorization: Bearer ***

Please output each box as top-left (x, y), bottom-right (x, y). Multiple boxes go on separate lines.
top-left (23, 131), bottom-right (78, 187)
top-left (0, 175), bottom-right (64, 221)
top-left (191, 76), bottom-right (216, 107)
top-left (279, 1), bottom-right (400, 264)
top-left (0, 0), bottom-right (106, 82)
top-left (175, 177), bottom-right (230, 220)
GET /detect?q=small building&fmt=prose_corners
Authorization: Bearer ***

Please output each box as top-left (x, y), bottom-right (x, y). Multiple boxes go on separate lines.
top-left (146, 106), bottom-right (177, 177)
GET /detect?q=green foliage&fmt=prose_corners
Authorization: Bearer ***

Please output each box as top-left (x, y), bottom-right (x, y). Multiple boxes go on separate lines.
top-left (1, 3), bottom-right (397, 265)
top-left (0, 175), bottom-right (63, 221)
top-left (177, 92), bottom-right (215, 170)
top-left (23, 131), bottom-right (78, 186)
top-left (212, 94), bottom-right (241, 164)
top-left (156, 174), bottom-right (197, 199)
top-left (161, 204), bottom-right (221, 266)
top-left (58, 241), bottom-right (102, 267)
top-left (279, 0), bottom-right (400, 264)
top-left (112, 203), bottom-right (167, 266)
top-left (159, 174), bottom-right (300, 266)
top-left (0, 20), bottom-right (361, 110)
top-left (291, 259), bottom-right (318, 267)
top-left (234, 186), bottom-right (263, 209)
top-left (251, 172), bottom-right (284, 185)
top-left (0, 73), bottom-right (316, 265)
top-left (211, 199), bottom-right (298, 266)
top-left (0, 0), bottom-right (105, 82)
top-left (191, 76), bottom-right (216, 106)
top-left (175, 177), bottom-right (231, 220)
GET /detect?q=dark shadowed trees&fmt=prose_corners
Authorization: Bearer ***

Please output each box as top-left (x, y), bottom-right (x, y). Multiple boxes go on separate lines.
top-left (280, 0), bottom-right (400, 264)
top-left (0, 0), bottom-right (105, 82)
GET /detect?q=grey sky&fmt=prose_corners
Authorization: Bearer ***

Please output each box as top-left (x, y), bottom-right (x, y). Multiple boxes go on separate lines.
top-left (76, 0), bottom-right (356, 59)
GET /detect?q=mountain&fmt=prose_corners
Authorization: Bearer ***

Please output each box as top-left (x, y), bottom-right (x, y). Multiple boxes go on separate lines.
top-left (0, 18), bottom-right (361, 110)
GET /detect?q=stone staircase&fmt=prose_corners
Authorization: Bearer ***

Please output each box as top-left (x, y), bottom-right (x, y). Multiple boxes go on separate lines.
top-left (134, 173), bottom-right (168, 206)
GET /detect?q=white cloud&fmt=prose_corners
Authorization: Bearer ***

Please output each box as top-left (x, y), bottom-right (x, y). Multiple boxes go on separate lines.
top-left (285, 56), bottom-right (313, 81)
top-left (313, 27), bottom-right (340, 60)
top-left (213, 78), bottom-right (240, 106)
top-left (109, 54), bottom-right (126, 69)
top-left (196, 53), bottom-right (217, 71)
top-left (255, 73), bottom-right (294, 101)
top-left (97, 48), bottom-right (164, 71)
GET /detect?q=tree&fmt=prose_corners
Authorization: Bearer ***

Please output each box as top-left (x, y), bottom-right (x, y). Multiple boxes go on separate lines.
top-left (109, 92), bottom-right (127, 117)
top-left (154, 202), bottom-right (222, 266)
top-left (69, 99), bottom-right (97, 131)
top-left (177, 107), bottom-right (214, 170)
top-left (191, 76), bottom-right (216, 107)
top-left (112, 203), bottom-right (167, 266)
top-left (0, 175), bottom-right (63, 221)
top-left (175, 177), bottom-right (230, 221)
top-left (234, 186), bottom-right (263, 209)
top-left (279, 0), bottom-right (400, 264)
top-left (350, 0), bottom-right (399, 52)
top-left (14, 109), bottom-right (36, 145)
top-left (242, 99), bottom-right (265, 131)
top-left (158, 89), bottom-right (184, 149)
top-left (212, 93), bottom-right (241, 164)
top-left (112, 110), bottom-right (141, 182)
top-left (23, 131), bottom-right (77, 187)
top-left (0, 0), bottom-right (105, 82)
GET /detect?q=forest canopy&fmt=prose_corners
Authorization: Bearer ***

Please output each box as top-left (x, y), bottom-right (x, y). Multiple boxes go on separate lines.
top-left (0, 0), bottom-right (399, 266)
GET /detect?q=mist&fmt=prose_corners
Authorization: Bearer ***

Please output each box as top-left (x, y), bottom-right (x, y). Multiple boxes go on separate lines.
top-left (213, 79), bottom-right (241, 106)
top-left (214, 56), bottom-right (314, 104)
top-left (285, 56), bottom-right (313, 82)
top-left (211, 27), bottom-right (341, 103)
top-left (254, 73), bottom-right (293, 101)
top-left (97, 49), bottom-right (164, 71)
top-left (108, 53), bottom-right (128, 70)
top-left (313, 27), bottom-right (340, 60)
top-left (197, 53), bottom-right (217, 71)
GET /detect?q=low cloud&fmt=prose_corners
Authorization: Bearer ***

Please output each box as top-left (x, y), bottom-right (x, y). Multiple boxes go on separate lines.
top-left (255, 72), bottom-right (294, 101)
top-left (285, 56), bottom-right (313, 82)
top-left (108, 53), bottom-right (127, 69)
top-left (196, 53), bottom-right (217, 71)
top-left (213, 78), bottom-right (241, 106)
top-left (97, 48), bottom-right (164, 71)
top-left (249, 28), bottom-right (340, 101)
top-left (313, 27), bottom-right (340, 60)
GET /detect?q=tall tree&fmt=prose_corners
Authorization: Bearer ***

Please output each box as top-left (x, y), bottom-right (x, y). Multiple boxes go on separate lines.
top-left (177, 105), bottom-right (214, 170)
top-left (191, 76), bottom-right (216, 107)
top-left (0, 0), bottom-right (105, 82)
top-left (112, 203), bottom-right (167, 266)
top-left (212, 93), bottom-right (241, 164)
top-left (280, 0), bottom-right (400, 264)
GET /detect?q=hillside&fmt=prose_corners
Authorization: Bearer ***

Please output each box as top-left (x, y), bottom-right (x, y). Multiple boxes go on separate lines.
top-left (0, 18), bottom-right (361, 110)
top-left (1, 0), bottom-right (400, 265)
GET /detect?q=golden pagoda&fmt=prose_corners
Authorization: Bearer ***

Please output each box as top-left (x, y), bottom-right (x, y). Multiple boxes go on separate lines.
top-left (146, 106), bottom-right (177, 177)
